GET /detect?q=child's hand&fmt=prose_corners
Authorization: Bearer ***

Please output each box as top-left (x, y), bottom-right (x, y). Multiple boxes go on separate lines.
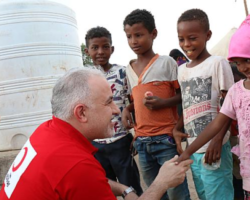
top-left (121, 107), bottom-right (134, 129)
top-left (205, 138), bottom-right (222, 165)
top-left (143, 95), bottom-right (165, 110)
top-left (173, 129), bottom-right (189, 155)
top-left (175, 152), bottom-right (192, 165)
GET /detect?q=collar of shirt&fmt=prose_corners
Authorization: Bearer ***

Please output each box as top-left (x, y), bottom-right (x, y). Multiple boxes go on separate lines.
top-left (51, 116), bottom-right (97, 155)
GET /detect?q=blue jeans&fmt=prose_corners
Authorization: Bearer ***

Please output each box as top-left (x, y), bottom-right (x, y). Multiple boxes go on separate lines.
top-left (134, 135), bottom-right (190, 200)
top-left (190, 141), bottom-right (233, 200)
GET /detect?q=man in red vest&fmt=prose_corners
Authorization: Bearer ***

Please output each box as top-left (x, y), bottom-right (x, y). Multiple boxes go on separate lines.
top-left (0, 68), bottom-right (192, 200)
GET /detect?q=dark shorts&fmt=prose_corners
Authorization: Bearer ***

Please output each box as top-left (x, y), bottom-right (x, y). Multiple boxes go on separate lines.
top-left (92, 133), bottom-right (143, 195)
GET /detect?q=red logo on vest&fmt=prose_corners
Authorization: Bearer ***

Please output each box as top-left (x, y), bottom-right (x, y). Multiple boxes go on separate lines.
top-left (12, 147), bottom-right (28, 172)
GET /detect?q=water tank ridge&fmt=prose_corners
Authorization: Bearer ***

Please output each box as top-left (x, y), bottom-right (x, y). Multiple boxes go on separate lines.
top-left (0, 75), bottom-right (61, 96)
top-left (0, 44), bottom-right (81, 60)
top-left (0, 12), bottom-right (76, 23)
top-left (0, 111), bottom-right (52, 130)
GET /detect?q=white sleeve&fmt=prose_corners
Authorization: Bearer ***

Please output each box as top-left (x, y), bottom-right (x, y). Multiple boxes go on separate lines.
top-left (170, 58), bottom-right (179, 81)
top-left (125, 66), bottom-right (132, 95)
top-left (217, 58), bottom-right (234, 91)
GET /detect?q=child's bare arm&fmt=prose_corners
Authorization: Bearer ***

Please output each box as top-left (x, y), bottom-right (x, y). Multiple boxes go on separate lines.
top-left (205, 119), bottom-right (231, 164)
top-left (122, 103), bottom-right (135, 129)
top-left (173, 114), bottom-right (189, 154)
top-left (177, 113), bottom-right (231, 163)
top-left (143, 89), bottom-right (182, 110)
top-left (205, 90), bottom-right (232, 164)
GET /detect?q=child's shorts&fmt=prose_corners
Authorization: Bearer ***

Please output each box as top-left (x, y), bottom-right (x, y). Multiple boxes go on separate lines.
top-left (190, 141), bottom-right (234, 200)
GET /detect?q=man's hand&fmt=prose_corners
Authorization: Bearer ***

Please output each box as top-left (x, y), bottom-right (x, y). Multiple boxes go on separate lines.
top-left (205, 138), bottom-right (222, 165)
top-left (175, 150), bottom-right (191, 164)
top-left (155, 155), bottom-right (193, 189)
top-left (121, 107), bottom-right (134, 129)
top-left (143, 96), bottom-right (165, 110)
top-left (173, 129), bottom-right (189, 154)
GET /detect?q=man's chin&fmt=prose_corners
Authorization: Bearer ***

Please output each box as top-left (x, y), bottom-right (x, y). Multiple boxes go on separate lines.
top-left (104, 129), bottom-right (114, 138)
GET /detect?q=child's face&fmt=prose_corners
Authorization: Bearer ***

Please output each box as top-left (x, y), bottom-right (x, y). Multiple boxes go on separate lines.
top-left (231, 57), bottom-right (250, 80)
top-left (233, 74), bottom-right (242, 83)
top-left (124, 23), bottom-right (157, 55)
top-left (85, 37), bottom-right (113, 67)
top-left (177, 20), bottom-right (211, 61)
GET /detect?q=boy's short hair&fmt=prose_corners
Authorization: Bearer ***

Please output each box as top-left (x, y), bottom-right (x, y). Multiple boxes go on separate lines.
top-left (177, 9), bottom-right (210, 32)
top-left (85, 26), bottom-right (112, 48)
top-left (123, 9), bottom-right (156, 33)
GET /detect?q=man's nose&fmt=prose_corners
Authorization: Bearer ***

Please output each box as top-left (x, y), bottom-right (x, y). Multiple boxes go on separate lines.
top-left (112, 103), bottom-right (120, 115)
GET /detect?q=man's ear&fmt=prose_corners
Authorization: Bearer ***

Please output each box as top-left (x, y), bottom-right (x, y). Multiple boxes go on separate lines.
top-left (152, 28), bottom-right (158, 39)
top-left (74, 104), bottom-right (88, 123)
top-left (84, 48), bottom-right (90, 56)
top-left (206, 30), bottom-right (212, 41)
top-left (111, 46), bottom-right (114, 54)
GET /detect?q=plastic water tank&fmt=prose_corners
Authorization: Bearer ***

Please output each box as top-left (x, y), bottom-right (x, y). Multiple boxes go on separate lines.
top-left (0, 0), bottom-right (83, 151)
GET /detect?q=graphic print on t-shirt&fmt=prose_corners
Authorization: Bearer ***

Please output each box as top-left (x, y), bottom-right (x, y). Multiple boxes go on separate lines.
top-left (181, 76), bottom-right (212, 137)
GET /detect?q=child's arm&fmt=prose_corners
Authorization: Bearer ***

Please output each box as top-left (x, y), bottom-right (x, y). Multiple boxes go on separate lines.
top-left (177, 113), bottom-right (231, 163)
top-left (204, 122), bottom-right (231, 164)
top-left (204, 90), bottom-right (232, 164)
top-left (201, 59), bottom-right (234, 163)
top-left (122, 72), bottom-right (135, 130)
top-left (173, 114), bottom-right (189, 154)
top-left (122, 103), bottom-right (135, 129)
top-left (143, 89), bottom-right (181, 110)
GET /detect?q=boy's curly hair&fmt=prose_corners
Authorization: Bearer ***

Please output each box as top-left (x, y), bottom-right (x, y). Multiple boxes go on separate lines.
top-left (85, 26), bottom-right (112, 48)
top-left (123, 9), bottom-right (156, 33)
top-left (178, 9), bottom-right (210, 32)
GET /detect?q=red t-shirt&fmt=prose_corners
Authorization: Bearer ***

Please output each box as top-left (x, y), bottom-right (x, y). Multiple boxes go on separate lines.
top-left (0, 117), bottom-right (116, 200)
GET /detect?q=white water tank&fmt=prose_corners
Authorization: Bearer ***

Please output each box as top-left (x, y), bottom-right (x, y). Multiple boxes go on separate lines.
top-left (0, 0), bottom-right (83, 151)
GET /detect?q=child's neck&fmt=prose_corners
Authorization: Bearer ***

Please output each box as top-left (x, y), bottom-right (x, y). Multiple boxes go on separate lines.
top-left (132, 50), bottom-right (156, 77)
top-left (100, 63), bottom-right (112, 72)
top-left (187, 49), bottom-right (211, 68)
top-left (137, 50), bottom-right (156, 61)
top-left (244, 79), bottom-right (250, 90)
